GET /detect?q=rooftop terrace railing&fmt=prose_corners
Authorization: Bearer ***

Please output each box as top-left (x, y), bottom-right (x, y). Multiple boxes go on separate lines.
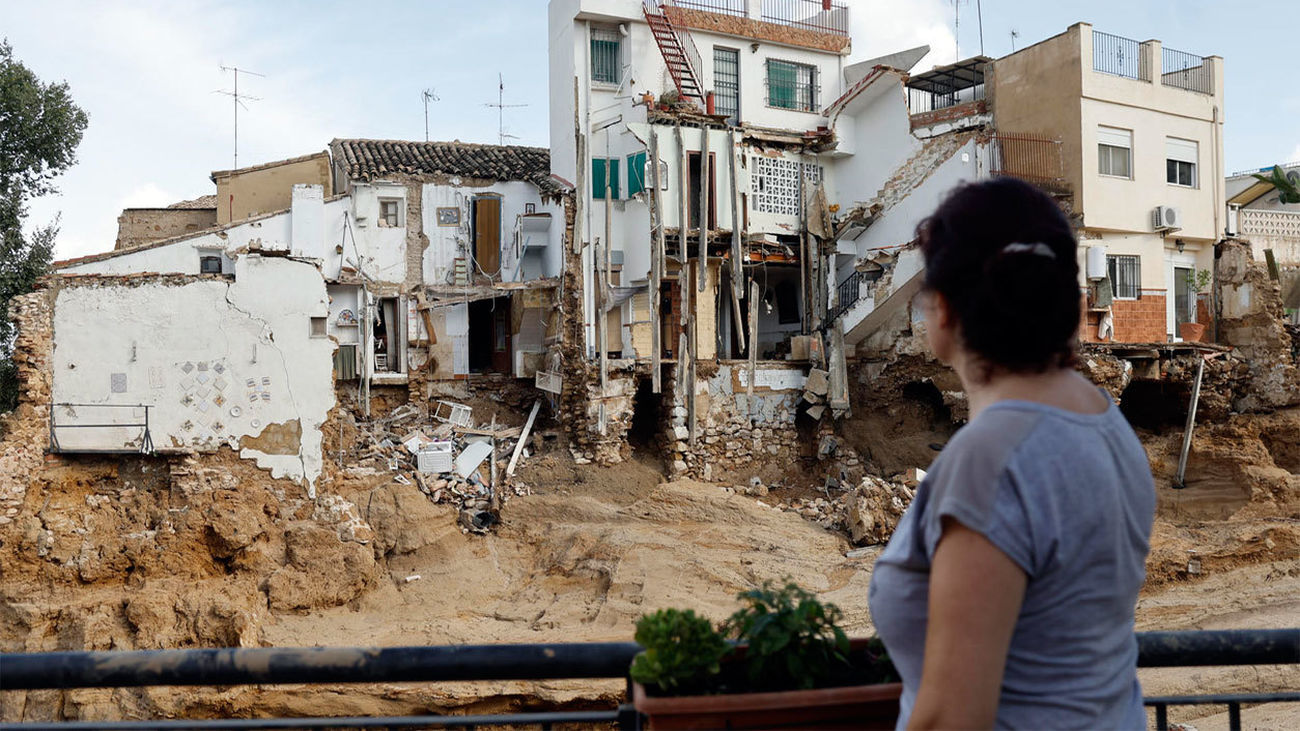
top-left (1162, 45), bottom-right (1214, 94)
top-left (761, 0), bottom-right (849, 37)
top-left (1, 630), bottom-right (1296, 730)
top-left (1093, 30), bottom-right (1149, 81)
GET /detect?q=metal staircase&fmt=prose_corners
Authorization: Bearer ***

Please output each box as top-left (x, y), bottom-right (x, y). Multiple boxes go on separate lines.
top-left (643, 1), bottom-right (705, 108)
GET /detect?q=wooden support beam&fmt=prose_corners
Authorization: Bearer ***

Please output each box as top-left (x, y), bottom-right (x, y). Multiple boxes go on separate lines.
top-left (676, 124), bottom-right (688, 265)
top-left (506, 400), bottom-right (541, 477)
top-left (649, 129), bottom-right (665, 394)
top-left (698, 127), bottom-right (710, 293)
top-left (688, 261), bottom-right (698, 446)
top-left (727, 130), bottom-right (745, 355)
top-left (747, 278), bottom-right (758, 426)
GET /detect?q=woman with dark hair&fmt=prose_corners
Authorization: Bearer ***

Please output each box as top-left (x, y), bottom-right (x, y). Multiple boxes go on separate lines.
top-left (868, 177), bottom-right (1155, 729)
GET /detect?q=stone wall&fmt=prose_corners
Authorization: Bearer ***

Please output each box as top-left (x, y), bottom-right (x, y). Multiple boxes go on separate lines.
top-left (0, 289), bottom-right (55, 526)
top-left (115, 209), bottom-right (217, 250)
top-left (1217, 241), bottom-right (1300, 411)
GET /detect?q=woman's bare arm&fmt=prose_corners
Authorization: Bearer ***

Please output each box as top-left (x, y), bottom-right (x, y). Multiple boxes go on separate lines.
top-left (906, 518), bottom-right (1028, 730)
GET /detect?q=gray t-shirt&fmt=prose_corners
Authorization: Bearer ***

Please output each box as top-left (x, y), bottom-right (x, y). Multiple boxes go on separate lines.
top-left (869, 398), bottom-right (1155, 729)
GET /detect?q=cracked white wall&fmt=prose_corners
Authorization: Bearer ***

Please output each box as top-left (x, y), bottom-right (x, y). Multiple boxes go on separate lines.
top-left (50, 255), bottom-right (335, 493)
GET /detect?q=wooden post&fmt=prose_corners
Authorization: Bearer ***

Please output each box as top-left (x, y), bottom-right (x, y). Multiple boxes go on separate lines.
top-left (649, 129), bottom-right (665, 394)
top-left (677, 125), bottom-right (689, 264)
top-left (728, 130), bottom-right (745, 355)
top-left (798, 157), bottom-right (810, 335)
top-left (506, 400), bottom-right (541, 477)
top-left (1175, 356), bottom-right (1206, 489)
top-left (688, 263), bottom-right (698, 446)
top-left (747, 278), bottom-right (758, 426)
top-left (698, 127), bottom-right (710, 293)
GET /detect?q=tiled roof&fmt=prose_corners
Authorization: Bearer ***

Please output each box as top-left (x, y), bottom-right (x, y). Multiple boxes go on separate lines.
top-left (168, 194), bottom-right (218, 209)
top-left (331, 138), bottom-right (561, 193)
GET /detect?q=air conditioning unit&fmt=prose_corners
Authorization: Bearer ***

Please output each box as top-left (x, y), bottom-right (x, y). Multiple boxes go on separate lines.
top-left (1152, 206), bottom-right (1182, 232)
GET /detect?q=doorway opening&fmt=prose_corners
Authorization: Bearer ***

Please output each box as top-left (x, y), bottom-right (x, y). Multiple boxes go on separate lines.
top-left (468, 296), bottom-right (512, 374)
top-left (629, 377), bottom-right (663, 458)
top-left (372, 297), bottom-right (404, 373)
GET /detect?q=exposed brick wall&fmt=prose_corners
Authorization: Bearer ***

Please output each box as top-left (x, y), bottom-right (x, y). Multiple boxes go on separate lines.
top-left (909, 101), bottom-right (987, 130)
top-left (664, 7), bottom-right (850, 54)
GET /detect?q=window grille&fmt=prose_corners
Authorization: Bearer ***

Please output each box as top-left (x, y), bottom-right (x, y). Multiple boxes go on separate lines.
top-left (714, 48), bottom-right (740, 122)
top-left (766, 59), bottom-right (817, 111)
top-left (591, 28), bottom-right (621, 85)
top-left (199, 255), bottom-right (222, 274)
top-left (1108, 255), bottom-right (1141, 299)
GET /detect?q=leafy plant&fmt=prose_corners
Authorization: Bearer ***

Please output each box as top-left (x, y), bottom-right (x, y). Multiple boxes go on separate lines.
top-left (1184, 268), bottom-right (1212, 295)
top-left (721, 581), bottom-right (851, 691)
top-left (1251, 165), bottom-right (1300, 205)
top-left (630, 608), bottom-right (729, 695)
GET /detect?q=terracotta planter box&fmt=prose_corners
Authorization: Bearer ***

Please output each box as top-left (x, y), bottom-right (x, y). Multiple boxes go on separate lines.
top-left (632, 680), bottom-right (902, 730)
top-left (1179, 322), bottom-right (1207, 343)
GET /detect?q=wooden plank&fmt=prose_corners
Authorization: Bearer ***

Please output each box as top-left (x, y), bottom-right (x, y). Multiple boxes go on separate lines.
top-left (454, 425), bottom-right (522, 438)
top-left (506, 400), bottom-right (541, 477)
top-left (727, 130), bottom-right (745, 355)
top-left (698, 126), bottom-right (710, 293)
top-left (677, 124), bottom-right (688, 264)
top-left (649, 128), bottom-right (664, 394)
top-left (747, 278), bottom-right (758, 426)
top-left (419, 309), bottom-right (438, 346)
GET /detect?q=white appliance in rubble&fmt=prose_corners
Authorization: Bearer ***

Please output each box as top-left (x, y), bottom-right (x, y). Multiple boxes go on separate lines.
top-left (417, 441), bottom-right (454, 473)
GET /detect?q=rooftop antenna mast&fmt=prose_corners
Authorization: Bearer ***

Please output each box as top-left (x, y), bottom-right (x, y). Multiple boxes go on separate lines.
top-left (215, 65), bottom-right (264, 169)
top-left (1010, 28), bottom-right (1020, 52)
top-left (422, 88), bottom-right (439, 142)
top-left (482, 73), bottom-right (527, 145)
top-left (953, 0), bottom-right (959, 60)
top-left (976, 0), bottom-right (984, 56)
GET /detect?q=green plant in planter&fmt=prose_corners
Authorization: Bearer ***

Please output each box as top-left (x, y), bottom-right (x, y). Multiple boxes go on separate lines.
top-left (721, 581), bottom-right (851, 691)
top-left (630, 581), bottom-right (898, 697)
top-left (630, 608), bottom-right (729, 695)
top-left (1185, 268), bottom-right (1212, 295)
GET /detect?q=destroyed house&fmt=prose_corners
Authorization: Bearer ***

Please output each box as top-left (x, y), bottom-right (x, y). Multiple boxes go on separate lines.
top-left (45, 141), bottom-right (570, 488)
top-left (549, 0), bottom-right (855, 473)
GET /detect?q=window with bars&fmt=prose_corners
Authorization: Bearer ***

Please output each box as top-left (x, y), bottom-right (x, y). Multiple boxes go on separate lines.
top-left (1107, 255), bottom-right (1141, 300)
top-left (591, 27), bottom-right (621, 85)
top-left (714, 47), bottom-right (739, 123)
top-left (766, 59), bottom-right (817, 112)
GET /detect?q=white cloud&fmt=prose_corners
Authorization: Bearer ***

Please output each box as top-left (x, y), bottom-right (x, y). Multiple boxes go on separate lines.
top-left (847, 0), bottom-right (958, 71)
top-left (117, 182), bottom-right (180, 210)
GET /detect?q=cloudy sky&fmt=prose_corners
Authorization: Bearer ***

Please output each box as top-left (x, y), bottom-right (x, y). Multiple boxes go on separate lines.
top-left (4, 0), bottom-right (1297, 259)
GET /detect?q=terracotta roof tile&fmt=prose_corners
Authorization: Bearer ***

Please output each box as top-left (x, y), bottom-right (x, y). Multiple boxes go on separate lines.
top-left (330, 138), bottom-right (558, 193)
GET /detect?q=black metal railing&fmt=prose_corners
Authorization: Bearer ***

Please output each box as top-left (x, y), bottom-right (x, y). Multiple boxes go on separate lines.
top-left (1162, 45), bottom-right (1214, 94)
top-left (907, 84), bottom-right (985, 114)
top-left (1, 631), bottom-right (1296, 730)
top-left (831, 269), bottom-right (874, 323)
top-left (991, 133), bottom-right (1068, 194)
top-left (760, 0), bottom-right (849, 37)
top-left (1092, 30), bottom-right (1147, 80)
top-left (664, 0), bottom-right (747, 17)
top-left (49, 402), bottom-right (154, 455)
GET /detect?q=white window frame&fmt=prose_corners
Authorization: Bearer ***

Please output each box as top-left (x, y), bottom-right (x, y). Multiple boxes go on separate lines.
top-left (378, 198), bottom-right (402, 228)
top-left (590, 26), bottom-right (623, 87)
top-left (1098, 126), bottom-right (1133, 180)
top-left (1166, 137), bottom-right (1198, 188)
top-left (1107, 254), bottom-right (1141, 300)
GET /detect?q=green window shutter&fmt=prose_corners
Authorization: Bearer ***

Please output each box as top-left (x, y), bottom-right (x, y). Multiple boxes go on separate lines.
top-left (768, 60), bottom-right (798, 109)
top-left (627, 151), bottom-right (647, 197)
top-left (591, 158), bottom-right (620, 199)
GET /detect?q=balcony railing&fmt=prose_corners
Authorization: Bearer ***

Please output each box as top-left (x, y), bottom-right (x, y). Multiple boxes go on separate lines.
top-left (990, 133), bottom-right (1068, 194)
top-left (907, 84), bottom-right (985, 114)
top-left (761, 0), bottom-right (849, 37)
top-left (1, 630), bottom-right (1296, 730)
top-left (1162, 45), bottom-right (1214, 94)
top-left (1093, 30), bottom-right (1149, 81)
top-left (831, 268), bottom-right (874, 322)
top-left (665, 0), bottom-right (747, 16)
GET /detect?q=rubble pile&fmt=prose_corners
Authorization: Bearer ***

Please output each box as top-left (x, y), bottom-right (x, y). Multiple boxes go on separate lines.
top-left (758, 470), bottom-right (920, 545)
top-left (340, 400), bottom-right (547, 534)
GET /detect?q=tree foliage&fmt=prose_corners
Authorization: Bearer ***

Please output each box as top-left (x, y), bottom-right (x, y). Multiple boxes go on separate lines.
top-left (1251, 165), bottom-right (1300, 205)
top-left (0, 39), bottom-right (88, 410)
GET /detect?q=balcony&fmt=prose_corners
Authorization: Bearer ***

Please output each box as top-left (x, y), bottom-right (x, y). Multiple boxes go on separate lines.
top-left (905, 57), bottom-right (992, 131)
top-left (990, 133), bottom-right (1070, 196)
top-left (653, 0), bottom-right (850, 53)
top-left (1092, 29), bottom-right (1215, 95)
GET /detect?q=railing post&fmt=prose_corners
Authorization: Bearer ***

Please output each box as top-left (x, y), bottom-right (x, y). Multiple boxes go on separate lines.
top-left (1140, 39), bottom-right (1160, 83)
top-left (745, 0), bottom-right (761, 20)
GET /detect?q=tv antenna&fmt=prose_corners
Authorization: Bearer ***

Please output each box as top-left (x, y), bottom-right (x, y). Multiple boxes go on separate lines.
top-left (422, 88), bottom-right (439, 142)
top-left (482, 73), bottom-right (527, 145)
top-left (215, 65), bottom-right (264, 169)
top-left (1010, 28), bottom-right (1020, 52)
